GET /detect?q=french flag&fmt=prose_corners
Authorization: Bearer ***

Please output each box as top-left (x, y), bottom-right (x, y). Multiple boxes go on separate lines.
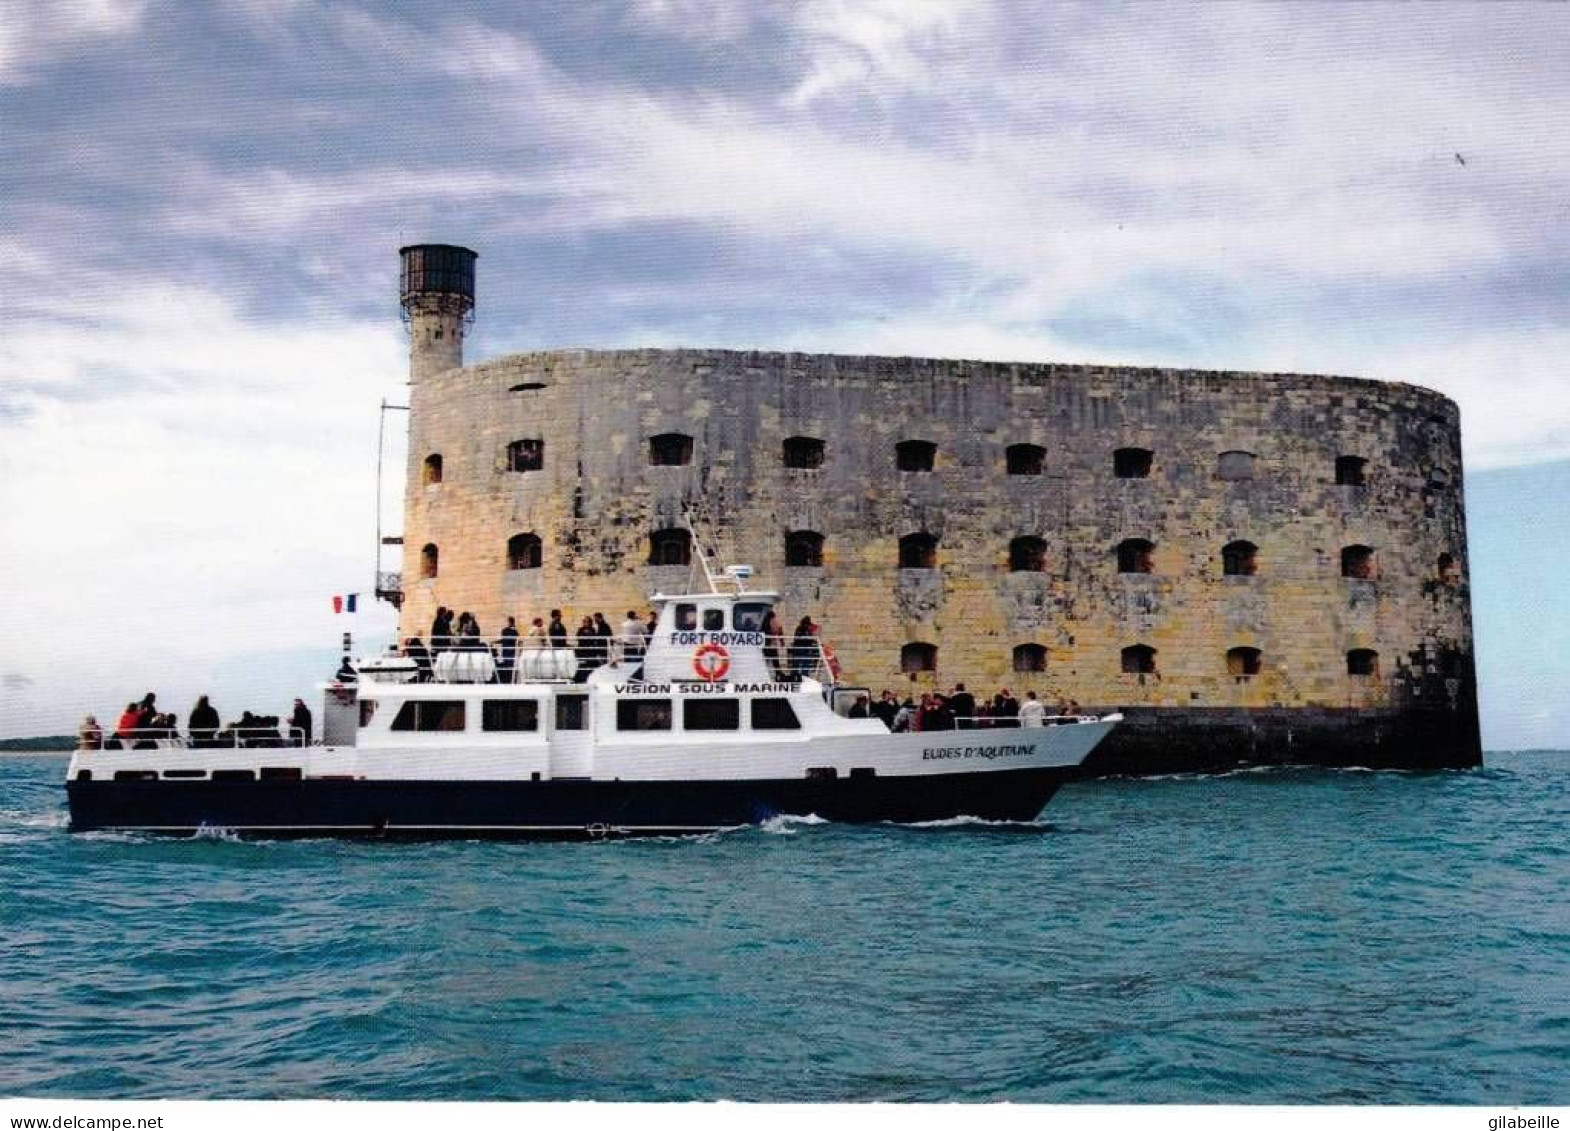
top-left (332, 594), bottom-right (359, 613)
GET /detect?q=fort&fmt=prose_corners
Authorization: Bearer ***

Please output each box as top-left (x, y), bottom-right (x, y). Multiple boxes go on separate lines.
top-left (390, 244), bottom-right (1481, 774)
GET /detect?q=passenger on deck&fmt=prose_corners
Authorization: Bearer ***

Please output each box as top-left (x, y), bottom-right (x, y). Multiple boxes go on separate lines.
top-left (790, 617), bottom-right (816, 678)
top-left (848, 695), bottom-right (870, 719)
top-left (525, 616), bottom-right (547, 648)
top-left (618, 610), bottom-right (647, 661)
top-left (1018, 692), bottom-right (1046, 727)
top-left (112, 703), bottom-right (140, 749)
top-left (498, 617), bottom-right (519, 683)
top-left (892, 697), bottom-right (916, 733)
top-left (189, 695), bottom-right (220, 747)
top-left (548, 609), bottom-right (568, 649)
top-left (593, 612), bottom-right (614, 658)
top-left (335, 656), bottom-right (358, 684)
top-left (78, 715), bottom-right (102, 751)
top-left (404, 637), bottom-right (432, 682)
top-left (456, 612), bottom-right (483, 650)
top-left (949, 684), bottom-right (976, 729)
top-left (871, 690), bottom-right (899, 730)
top-left (761, 610), bottom-right (786, 678)
top-left (574, 616), bottom-right (600, 681)
top-left (290, 698), bottom-right (313, 746)
top-left (429, 607), bottom-right (453, 656)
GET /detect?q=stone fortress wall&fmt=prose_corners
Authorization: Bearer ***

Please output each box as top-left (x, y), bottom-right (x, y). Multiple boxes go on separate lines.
top-left (393, 247), bottom-right (1479, 772)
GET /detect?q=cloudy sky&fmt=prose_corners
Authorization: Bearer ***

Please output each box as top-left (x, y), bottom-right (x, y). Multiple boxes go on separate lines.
top-left (1, 0), bottom-right (1566, 746)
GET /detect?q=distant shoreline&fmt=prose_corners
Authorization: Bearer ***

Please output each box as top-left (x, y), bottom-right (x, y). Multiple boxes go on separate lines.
top-left (0, 737), bottom-right (74, 753)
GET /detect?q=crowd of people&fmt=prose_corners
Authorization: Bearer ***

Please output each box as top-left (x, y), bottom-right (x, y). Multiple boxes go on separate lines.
top-left (398, 606), bottom-right (660, 684)
top-left (846, 685), bottom-right (1083, 732)
top-left (78, 693), bottom-right (315, 751)
top-left (396, 606), bottom-right (833, 685)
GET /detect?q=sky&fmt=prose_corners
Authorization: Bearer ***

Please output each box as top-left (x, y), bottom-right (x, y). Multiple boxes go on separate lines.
top-left (0, 0), bottom-right (1566, 747)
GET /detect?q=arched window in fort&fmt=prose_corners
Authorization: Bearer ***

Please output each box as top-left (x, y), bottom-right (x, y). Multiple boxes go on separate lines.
top-left (783, 436), bottom-right (825, 470)
top-left (507, 439), bottom-right (544, 473)
top-left (1222, 540), bottom-right (1259, 577)
top-left (1012, 643), bottom-right (1047, 673)
top-left (420, 543), bottom-right (439, 580)
top-left (899, 532), bottom-right (938, 569)
top-left (896, 440), bottom-right (937, 473)
top-left (422, 453), bottom-right (443, 486)
top-left (1116, 538), bottom-right (1155, 574)
top-left (1335, 455), bottom-right (1367, 486)
top-left (901, 642), bottom-right (937, 674)
top-left (507, 533), bottom-right (542, 571)
top-left (1121, 644), bottom-right (1157, 675)
top-left (1009, 536), bottom-right (1047, 572)
top-left (1114, 447), bottom-right (1153, 479)
top-left (1227, 646), bottom-right (1262, 677)
top-left (1437, 552), bottom-right (1460, 584)
top-left (1217, 450), bottom-right (1255, 481)
top-left (784, 530), bottom-right (824, 567)
top-left (1341, 544), bottom-right (1376, 580)
top-left (1006, 444), bottom-right (1046, 475)
top-left (649, 433), bottom-right (694, 467)
top-left (1347, 649), bottom-right (1380, 677)
top-left (648, 528), bottom-right (692, 566)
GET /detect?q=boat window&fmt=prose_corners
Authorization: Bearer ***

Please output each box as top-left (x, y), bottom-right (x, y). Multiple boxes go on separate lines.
top-left (162, 769), bottom-right (207, 780)
top-left (212, 769), bottom-right (255, 782)
top-left (703, 608), bottom-right (725, 631)
top-left (359, 699), bottom-right (379, 726)
top-left (260, 767), bottom-right (303, 781)
top-left (113, 770), bottom-right (157, 782)
top-left (849, 767), bottom-right (877, 779)
top-left (751, 699), bottom-right (800, 730)
top-left (617, 700), bottom-right (672, 731)
top-left (675, 603), bottom-right (698, 630)
top-left (805, 766), bottom-right (837, 780)
top-left (75, 769), bottom-right (91, 782)
top-left (684, 699), bottom-right (739, 731)
top-left (391, 700), bottom-right (467, 732)
top-left (734, 602), bottom-right (769, 631)
top-left (556, 695), bottom-right (587, 731)
top-left (482, 700), bottom-right (539, 732)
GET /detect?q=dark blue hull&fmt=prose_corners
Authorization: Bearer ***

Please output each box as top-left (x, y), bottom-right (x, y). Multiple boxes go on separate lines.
top-left (65, 767), bottom-right (1076, 838)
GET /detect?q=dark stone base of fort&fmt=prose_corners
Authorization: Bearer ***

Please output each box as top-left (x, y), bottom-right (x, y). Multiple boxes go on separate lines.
top-left (1080, 706), bottom-right (1484, 776)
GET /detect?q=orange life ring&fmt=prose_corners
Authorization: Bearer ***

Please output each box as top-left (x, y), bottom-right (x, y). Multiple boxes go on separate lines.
top-left (693, 642), bottom-right (731, 682)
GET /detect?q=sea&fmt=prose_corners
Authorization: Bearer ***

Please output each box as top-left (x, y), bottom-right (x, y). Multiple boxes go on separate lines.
top-left (0, 750), bottom-right (1565, 1105)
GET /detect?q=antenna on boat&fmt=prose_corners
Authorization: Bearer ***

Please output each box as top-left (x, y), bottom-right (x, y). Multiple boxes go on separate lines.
top-left (682, 505), bottom-right (752, 595)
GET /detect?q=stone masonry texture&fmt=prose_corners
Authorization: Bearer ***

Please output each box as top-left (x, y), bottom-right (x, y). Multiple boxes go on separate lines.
top-left (398, 346), bottom-right (1481, 773)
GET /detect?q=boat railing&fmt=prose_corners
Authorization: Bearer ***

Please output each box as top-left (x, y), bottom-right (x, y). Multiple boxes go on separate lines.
top-left (952, 714), bottom-right (1101, 728)
top-left (84, 726), bottom-right (311, 752)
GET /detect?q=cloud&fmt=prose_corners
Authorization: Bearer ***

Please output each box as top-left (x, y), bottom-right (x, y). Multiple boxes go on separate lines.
top-left (0, 0), bottom-right (147, 86)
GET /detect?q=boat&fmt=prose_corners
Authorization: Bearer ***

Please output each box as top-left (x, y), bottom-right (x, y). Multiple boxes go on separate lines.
top-left (65, 545), bottom-right (1121, 838)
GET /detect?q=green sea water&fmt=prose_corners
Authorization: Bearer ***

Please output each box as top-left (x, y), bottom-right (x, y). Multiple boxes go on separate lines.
top-left (1, 751), bottom-right (1565, 1102)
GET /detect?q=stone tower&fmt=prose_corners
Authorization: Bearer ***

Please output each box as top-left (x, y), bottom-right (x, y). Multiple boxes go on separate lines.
top-left (399, 244), bottom-right (477, 382)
